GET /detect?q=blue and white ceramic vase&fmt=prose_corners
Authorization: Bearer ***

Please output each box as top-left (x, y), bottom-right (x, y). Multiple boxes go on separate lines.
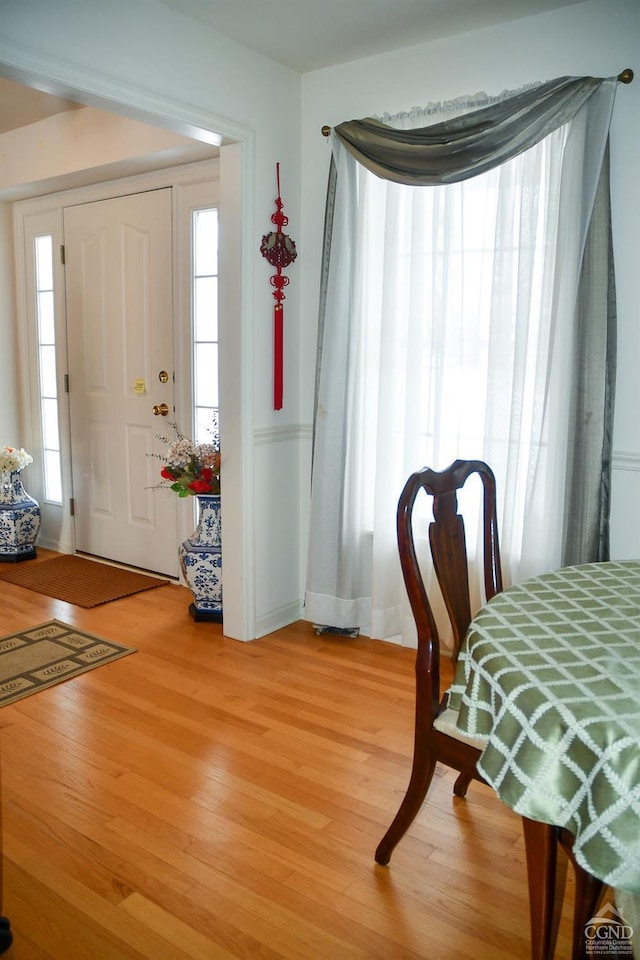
top-left (0, 471), bottom-right (41, 562)
top-left (178, 494), bottom-right (223, 622)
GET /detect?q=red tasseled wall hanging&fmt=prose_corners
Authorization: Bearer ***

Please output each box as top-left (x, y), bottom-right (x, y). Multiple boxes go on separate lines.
top-left (260, 163), bottom-right (297, 410)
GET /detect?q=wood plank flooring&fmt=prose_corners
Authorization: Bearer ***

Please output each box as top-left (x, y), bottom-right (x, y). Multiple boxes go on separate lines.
top-left (0, 551), bottom-right (583, 958)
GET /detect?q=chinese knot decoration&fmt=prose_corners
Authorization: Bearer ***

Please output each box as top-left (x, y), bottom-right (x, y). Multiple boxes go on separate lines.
top-left (260, 163), bottom-right (297, 410)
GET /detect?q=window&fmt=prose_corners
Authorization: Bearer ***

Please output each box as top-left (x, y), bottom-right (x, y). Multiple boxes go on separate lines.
top-left (34, 235), bottom-right (62, 503)
top-left (192, 208), bottom-right (219, 443)
top-left (307, 85), bottom-right (615, 642)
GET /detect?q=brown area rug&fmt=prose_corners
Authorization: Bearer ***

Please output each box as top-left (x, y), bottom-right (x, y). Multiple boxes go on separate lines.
top-left (0, 620), bottom-right (135, 707)
top-left (0, 554), bottom-right (169, 607)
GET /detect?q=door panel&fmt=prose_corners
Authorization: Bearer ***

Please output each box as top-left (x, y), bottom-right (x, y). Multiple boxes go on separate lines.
top-left (64, 189), bottom-right (179, 577)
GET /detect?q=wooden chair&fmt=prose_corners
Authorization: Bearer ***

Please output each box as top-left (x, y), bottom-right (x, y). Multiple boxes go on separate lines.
top-left (375, 458), bottom-right (606, 960)
top-left (375, 459), bottom-right (503, 868)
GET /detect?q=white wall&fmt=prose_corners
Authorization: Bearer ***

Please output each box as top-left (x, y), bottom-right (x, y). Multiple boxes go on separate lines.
top-left (0, 0), bottom-right (303, 639)
top-left (300, 0), bottom-right (640, 563)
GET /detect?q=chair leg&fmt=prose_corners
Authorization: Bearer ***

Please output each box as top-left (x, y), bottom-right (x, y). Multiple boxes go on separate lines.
top-left (453, 772), bottom-right (472, 798)
top-left (522, 817), bottom-right (567, 960)
top-left (0, 919), bottom-right (11, 955)
top-left (375, 755), bottom-right (437, 865)
top-left (0, 750), bottom-right (10, 955)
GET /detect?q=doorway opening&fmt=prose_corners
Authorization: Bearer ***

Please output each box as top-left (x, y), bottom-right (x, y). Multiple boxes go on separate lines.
top-left (1, 62), bottom-right (253, 638)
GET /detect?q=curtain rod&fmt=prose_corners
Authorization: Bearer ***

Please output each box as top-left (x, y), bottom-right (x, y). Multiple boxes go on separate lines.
top-left (320, 68), bottom-right (634, 136)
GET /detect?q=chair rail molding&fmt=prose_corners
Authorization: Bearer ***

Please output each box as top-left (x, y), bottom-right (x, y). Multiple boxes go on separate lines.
top-left (254, 423), bottom-right (312, 445)
top-left (613, 450), bottom-right (640, 472)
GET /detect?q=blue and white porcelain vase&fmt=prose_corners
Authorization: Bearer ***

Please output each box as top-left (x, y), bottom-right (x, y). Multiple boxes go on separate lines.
top-left (178, 494), bottom-right (223, 622)
top-left (0, 471), bottom-right (41, 562)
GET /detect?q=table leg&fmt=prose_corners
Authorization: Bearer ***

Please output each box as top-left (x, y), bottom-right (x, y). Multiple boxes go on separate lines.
top-left (522, 817), bottom-right (566, 960)
top-left (557, 829), bottom-right (605, 960)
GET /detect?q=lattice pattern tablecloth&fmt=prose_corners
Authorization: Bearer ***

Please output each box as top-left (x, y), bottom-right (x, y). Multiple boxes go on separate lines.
top-left (448, 561), bottom-right (640, 893)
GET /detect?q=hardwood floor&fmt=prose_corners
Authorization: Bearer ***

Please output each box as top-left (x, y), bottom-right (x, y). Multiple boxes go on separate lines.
top-left (0, 552), bottom-right (581, 958)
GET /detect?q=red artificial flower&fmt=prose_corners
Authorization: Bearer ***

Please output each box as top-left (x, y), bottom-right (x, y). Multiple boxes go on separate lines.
top-left (188, 478), bottom-right (213, 494)
top-left (160, 467), bottom-right (175, 480)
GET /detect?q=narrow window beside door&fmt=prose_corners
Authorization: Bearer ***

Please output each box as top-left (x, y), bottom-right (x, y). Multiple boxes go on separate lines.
top-left (192, 208), bottom-right (219, 442)
top-left (34, 235), bottom-right (62, 503)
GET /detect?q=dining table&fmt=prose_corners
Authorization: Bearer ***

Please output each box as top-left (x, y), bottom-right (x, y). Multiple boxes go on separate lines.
top-left (446, 559), bottom-right (640, 959)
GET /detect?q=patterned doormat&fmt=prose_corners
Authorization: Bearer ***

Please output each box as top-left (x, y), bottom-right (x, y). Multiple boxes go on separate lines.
top-left (0, 554), bottom-right (170, 607)
top-left (0, 620), bottom-right (136, 707)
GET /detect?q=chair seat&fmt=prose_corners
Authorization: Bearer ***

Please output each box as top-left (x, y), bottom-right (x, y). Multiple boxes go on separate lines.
top-left (433, 706), bottom-right (486, 749)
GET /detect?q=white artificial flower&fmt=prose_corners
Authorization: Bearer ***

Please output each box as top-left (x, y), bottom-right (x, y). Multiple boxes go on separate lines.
top-left (195, 443), bottom-right (219, 466)
top-left (0, 446), bottom-right (33, 473)
top-left (167, 438), bottom-right (196, 467)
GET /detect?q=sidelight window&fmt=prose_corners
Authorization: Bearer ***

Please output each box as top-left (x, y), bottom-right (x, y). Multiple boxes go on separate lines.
top-left (34, 235), bottom-right (62, 503)
top-left (192, 208), bottom-right (219, 443)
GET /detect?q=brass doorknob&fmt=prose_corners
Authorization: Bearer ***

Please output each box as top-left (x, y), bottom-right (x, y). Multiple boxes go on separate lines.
top-left (152, 403), bottom-right (169, 417)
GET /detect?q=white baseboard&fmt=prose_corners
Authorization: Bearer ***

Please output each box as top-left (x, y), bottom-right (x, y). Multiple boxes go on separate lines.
top-left (253, 599), bottom-right (304, 640)
top-left (36, 537), bottom-right (72, 554)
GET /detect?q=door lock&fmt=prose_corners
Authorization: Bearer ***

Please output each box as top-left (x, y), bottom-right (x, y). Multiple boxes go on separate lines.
top-left (152, 403), bottom-right (170, 417)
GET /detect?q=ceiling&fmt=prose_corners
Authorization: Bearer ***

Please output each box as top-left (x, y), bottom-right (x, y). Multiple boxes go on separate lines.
top-left (0, 0), bottom-right (588, 134)
top-left (0, 76), bottom-right (80, 134)
top-left (158, 0), bottom-right (587, 73)
top-left (0, 75), bottom-right (218, 201)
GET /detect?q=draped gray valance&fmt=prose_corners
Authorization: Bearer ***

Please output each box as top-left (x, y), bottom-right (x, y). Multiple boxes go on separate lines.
top-left (333, 75), bottom-right (614, 185)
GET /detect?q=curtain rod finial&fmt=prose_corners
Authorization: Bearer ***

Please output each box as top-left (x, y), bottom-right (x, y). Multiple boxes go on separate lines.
top-left (618, 68), bottom-right (634, 83)
top-left (321, 125), bottom-right (332, 137)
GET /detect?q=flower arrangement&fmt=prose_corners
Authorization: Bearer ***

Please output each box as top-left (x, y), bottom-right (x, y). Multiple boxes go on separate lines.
top-left (0, 446), bottom-right (33, 474)
top-left (153, 420), bottom-right (221, 497)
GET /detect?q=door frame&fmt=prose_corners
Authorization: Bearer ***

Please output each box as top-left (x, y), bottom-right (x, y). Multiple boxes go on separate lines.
top-left (16, 161), bottom-right (222, 571)
top-left (3, 57), bottom-right (255, 641)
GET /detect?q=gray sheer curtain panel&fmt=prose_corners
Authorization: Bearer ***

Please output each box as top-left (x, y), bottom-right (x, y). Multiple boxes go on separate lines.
top-left (562, 143), bottom-right (616, 564)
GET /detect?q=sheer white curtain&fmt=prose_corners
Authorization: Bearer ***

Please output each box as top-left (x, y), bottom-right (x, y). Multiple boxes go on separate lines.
top-left (306, 83), bottom-right (616, 647)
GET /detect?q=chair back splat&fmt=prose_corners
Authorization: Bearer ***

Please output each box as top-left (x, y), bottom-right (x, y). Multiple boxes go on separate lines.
top-left (398, 459), bottom-right (502, 665)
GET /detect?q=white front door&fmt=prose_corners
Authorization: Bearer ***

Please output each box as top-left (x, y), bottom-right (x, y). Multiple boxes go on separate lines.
top-left (64, 188), bottom-right (179, 577)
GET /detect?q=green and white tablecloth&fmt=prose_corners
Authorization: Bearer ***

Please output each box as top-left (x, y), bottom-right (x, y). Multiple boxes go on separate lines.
top-left (448, 560), bottom-right (640, 893)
